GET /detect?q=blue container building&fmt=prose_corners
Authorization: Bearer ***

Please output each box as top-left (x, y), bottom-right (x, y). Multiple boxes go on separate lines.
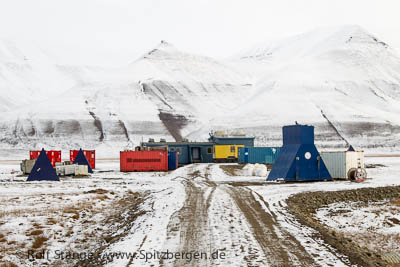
top-left (238, 147), bottom-right (281, 164)
top-left (141, 141), bottom-right (214, 165)
top-left (168, 151), bottom-right (178, 170)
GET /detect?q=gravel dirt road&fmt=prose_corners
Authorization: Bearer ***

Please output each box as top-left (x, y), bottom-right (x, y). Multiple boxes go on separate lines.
top-left (159, 164), bottom-right (339, 267)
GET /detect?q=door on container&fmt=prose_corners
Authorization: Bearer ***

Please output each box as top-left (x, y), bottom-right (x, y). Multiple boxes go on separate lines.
top-left (191, 147), bottom-right (201, 163)
top-left (244, 148), bottom-right (249, 163)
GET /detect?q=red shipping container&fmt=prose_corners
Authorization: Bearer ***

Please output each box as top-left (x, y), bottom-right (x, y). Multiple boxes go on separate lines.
top-left (29, 150), bottom-right (61, 167)
top-left (70, 150), bottom-right (96, 169)
top-left (120, 151), bottom-right (168, 172)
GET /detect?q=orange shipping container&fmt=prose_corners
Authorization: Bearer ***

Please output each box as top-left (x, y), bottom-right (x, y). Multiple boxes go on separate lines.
top-left (120, 151), bottom-right (168, 172)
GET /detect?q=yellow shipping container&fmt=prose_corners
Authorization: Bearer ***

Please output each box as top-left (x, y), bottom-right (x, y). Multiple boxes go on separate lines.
top-left (213, 145), bottom-right (244, 161)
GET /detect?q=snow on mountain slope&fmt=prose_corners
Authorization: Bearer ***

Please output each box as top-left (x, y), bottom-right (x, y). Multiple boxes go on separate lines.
top-left (127, 41), bottom-right (253, 117)
top-left (0, 41), bottom-right (253, 155)
top-left (0, 81), bottom-right (166, 151)
top-left (0, 39), bottom-right (83, 111)
top-left (1, 26), bottom-right (400, 155)
top-left (0, 39), bottom-right (153, 155)
top-left (189, 26), bottom-right (400, 151)
top-left (126, 41), bottom-right (254, 139)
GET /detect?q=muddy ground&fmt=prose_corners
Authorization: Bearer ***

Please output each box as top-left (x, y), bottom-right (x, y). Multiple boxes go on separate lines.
top-left (287, 186), bottom-right (400, 267)
top-left (75, 191), bottom-right (149, 267)
top-left (0, 188), bottom-right (148, 267)
top-left (164, 165), bottom-right (400, 267)
top-left (159, 165), bottom-right (327, 266)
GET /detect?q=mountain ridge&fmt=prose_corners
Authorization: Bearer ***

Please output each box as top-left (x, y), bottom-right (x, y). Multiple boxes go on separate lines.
top-left (1, 25), bottom-right (400, 157)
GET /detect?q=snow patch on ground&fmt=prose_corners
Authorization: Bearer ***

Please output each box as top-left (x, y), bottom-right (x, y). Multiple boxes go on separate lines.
top-left (248, 157), bottom-right (400, 265)
top-left (315, 200), bottom-right (400, 253)
top-left (0, 160), bottom-right (185, 266)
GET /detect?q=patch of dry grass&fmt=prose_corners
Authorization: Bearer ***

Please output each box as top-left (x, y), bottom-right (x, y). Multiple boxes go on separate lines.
top-left (94, 195), bottom-right (109, 201)
top-left (32, 222), bottom-right (42, 229)
top-left (0, 261), bottom-right (19, 267)
top-left (28, 229), bottom-right (43, 236)
top-left (84, 188), bottom-right (109, 194)
top-left (219, 164), bottom-right (245, 176)
top-left (63, 206), bottom-right (77, 214)
top-left (31, 235), bottom-right (48, 249)
top-left (65, 230), bottom-right (73, 237)
top-left (391, 198), bottom-right (400, 207)
top-left (47, 217), bottom-right (57, 225)
top-left (62, 206), bottom-right (81, 221)
top-left (0, 209), bottom-right (36, 219)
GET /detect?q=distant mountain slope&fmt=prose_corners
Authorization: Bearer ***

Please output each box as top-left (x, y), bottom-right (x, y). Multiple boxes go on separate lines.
top-left (127, 41), bottom-right (253, 116)
top-left (197, 25), bottom-right (400, 150)
top-left (0, 40), bottom-right (79, 111)
top-left (0, 26), bottom-right (400, 155)
top-left (0, 41), bottom-right (253, 152)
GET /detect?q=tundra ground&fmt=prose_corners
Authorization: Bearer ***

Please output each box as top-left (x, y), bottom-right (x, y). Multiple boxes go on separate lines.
top-left (0, 157), bottom-right (399, 266)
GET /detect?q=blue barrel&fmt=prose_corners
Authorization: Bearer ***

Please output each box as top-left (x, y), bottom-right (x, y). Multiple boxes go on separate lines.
top-left (168, 151), bottom-right (178, 170)
top-left (238, 147), bottom-right (280, 164)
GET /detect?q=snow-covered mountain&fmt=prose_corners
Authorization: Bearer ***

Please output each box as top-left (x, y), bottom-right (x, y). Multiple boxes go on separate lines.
top-left (1, 25), bottom-right (400, 157)
top-left (0, 40), bottom-right (73, 111)
top-left (0, 39), bottom-right (105, 111)
top-left (0, 40), bottom-right (252, 156)
top-left (194, 25), bottom-right (400, 151)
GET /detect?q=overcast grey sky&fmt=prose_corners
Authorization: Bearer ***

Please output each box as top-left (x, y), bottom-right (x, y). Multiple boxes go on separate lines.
top-left (1, 0), bottom-right (399, 66)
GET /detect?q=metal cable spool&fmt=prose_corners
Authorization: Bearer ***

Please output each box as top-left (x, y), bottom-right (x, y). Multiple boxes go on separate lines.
top-left (348, 167), bottom-right (367, 182)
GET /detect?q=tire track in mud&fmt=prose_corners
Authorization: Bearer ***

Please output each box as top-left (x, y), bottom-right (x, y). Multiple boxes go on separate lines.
top-left (161, 165), bottom-right (217, 267)
top-left (163, 164), bottom-right (318, 267)
top-left (226, 186), bottom-right (317, 266)
top-left (175, 181), bottom-right (216, 267)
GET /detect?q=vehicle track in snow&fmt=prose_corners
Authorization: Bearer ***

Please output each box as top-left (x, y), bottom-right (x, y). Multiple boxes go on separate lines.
top-left (162, 165), bottom-right (217, 267)
top-left (226, 186), bottom-right (317, 266)
top-left (162, 164), bottom-right (320, 267)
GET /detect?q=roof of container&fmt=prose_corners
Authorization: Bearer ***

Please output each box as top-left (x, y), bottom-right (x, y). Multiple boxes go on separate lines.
top-left (142, 141), bottom-right (214, 145)
top-left (285, 123), bottom-right (312, 127)
top-left (211, 136), bottom-right (254, 139)
top-left (320, 150), bottom-right (364, 153)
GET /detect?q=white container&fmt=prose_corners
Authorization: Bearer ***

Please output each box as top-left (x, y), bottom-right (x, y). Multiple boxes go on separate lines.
top-left (20, 159), bottom-right (37, 174)
top-left (320, 151), bottom-right (365, 179)
top-left (75, 165), bottom-right (88, 176)
top-left (64, 165), bottom-right (77, 175)
top-left (55, 165), bottom-right (65, 176)
top-left (55, 164), bottom-right (88, 176)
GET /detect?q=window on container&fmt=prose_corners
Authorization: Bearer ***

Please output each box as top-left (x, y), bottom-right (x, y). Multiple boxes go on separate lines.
top-left (170, 147), bottom-right (175, 151)
top-left (230, 146), bottom-right (235, 152)
top-left (207, 147), bottom-right (212, 154)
